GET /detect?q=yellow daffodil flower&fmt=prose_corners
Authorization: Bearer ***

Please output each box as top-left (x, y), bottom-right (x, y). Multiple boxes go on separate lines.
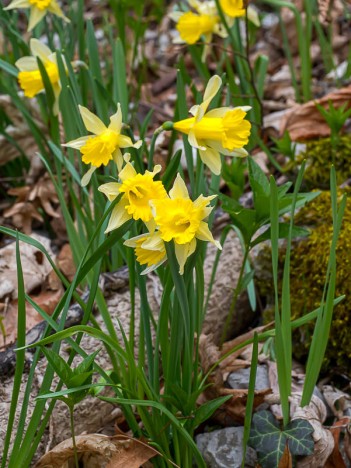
top-left (124, 231), bottom-right (167, 275)
top-left (98, 155), bottom-right (167, 233)
top-left (151, 174), bottom-right (221, 274)
top-left (64, 105), bottom-right (142, 186)
top-left (170, 0), bottom-right (227, 60)
top-left (219, 0), bottom-right (260, 27)
top-left (4, 0), bottom-right (69, 31)
top-left (15, 38), bottom-right (62, 115)
top-left (219, 0), bottom-right (245, 17)
top-left (172, 75), bottom-right (251, 175)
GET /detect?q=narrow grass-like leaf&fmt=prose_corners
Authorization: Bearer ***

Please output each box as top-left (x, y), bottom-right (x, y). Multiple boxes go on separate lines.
top-left (1, 235), bottom-right (26, 468)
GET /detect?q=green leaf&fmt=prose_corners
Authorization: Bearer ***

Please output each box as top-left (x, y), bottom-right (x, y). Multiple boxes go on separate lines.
top-left (248, 156), bottom-right (270, 221)
top-left (190, 396), bottom-right (231, 430)
top-left (251, 223), bottom-right (310, 247)
top-left (40, 347), bottom-right (73, 384)
top-left (249, 410), bottom-right (314, 468)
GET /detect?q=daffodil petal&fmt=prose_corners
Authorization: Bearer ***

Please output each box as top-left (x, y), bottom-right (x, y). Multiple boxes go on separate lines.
top-left (199, 147), bottom-right (222, 175)
top-left (247, 5), bottom-right (260, 27)
top-left (98, 182), bottom-right (121, 201)
top-left (109, 103), bottom-right (123, 133)
top-left (112, 148), bottom-right (123, 172)
top-left (198, 75), bottom-right (222, 119)
top-left (188, 131), bottom-right (206, 150)
top-left (4, 0), bottom-right (29, 9)
top-left (169, 11), bottom-right (183, 22)
top-left (145, 219), bottom-right (156, 234)
top-left (141, 232), bottom-right (164, 250)
top-left (141, 258), bottom-right (166, 275)
top-left (30, 39), bottom-right (52, 61)
top-left (79, 105), bottom-right (107, 135)
top-left (169, 173), bottom-right (189, 199)
top-left (119, 159), bottom-right (137, 181)
top-left (15, 57), bottom-right (38, 72)
top-left (105, 199), bottom-right (131, 233)
top-left (189, 104), bottom-right (200, 117)
top-left (175, 238), bottom-right (196, 275)
top-left (124, 233), bottom-right (146, 248)
top-left (118, 135), bottom-right (134, 148)
top-left (81, 166), bottom-right (96, 187)
top-left (204, 139), bottom-right (248, 157)
top-left (133, 140), bottom-right (143, 149)
top-left (63, 136), bottom-right (89, 149)
top-left (48, 1), bottom-right (70, 21)
top-left (196, 221), bottom-right (222, 249)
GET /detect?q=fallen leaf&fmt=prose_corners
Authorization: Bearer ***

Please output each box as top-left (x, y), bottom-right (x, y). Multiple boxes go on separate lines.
top-left (278, 443), bottom-right (293, 468)
top-left (325, 418), bottom-right (349, 468)
top-left (322, 385), bottom-right (351, 419)
top-left (57, 243), bottom-right (76, 282)
top-left (35, 434), bottom-right (160, 468)
top-left (281, 86), bottom-right (351, 141)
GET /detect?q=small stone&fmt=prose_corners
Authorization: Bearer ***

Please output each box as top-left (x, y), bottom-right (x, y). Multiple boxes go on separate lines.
top-left (227, 365), bottom-right (269, 391)
top-left (196, 427), bottom-right (257, 468)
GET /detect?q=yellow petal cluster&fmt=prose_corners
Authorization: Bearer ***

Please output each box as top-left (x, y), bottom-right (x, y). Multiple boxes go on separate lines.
top-left (176, 11), bottom-right (219, 45)
top-left (98, 155), bottom-right (167, 233)
top-left (15, 39), bottom-right (62, 115)
top-left (5, 0), bottom-right (69, 31)
top-left (64, 105), bottom-right (142, 186)
top-left (173, 75), bottom-right (251, 175)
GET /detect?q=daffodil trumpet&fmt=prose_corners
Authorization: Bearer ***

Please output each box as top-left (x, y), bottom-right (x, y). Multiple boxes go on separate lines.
top-left (98, 154), bottom-right (167, 233)
top-left (172, 75), bottom-right (251, 175)
top-left (64, 106), bottom-right (142, 186)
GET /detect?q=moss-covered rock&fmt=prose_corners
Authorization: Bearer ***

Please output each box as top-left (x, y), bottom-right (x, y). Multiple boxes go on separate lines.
top-left (292, 136), bottom-right (351, 189)
top-left (258, 189), bottom-right (351, 374)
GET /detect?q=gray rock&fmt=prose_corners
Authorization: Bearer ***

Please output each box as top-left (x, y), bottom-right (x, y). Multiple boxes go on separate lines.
top-left (196, 427), bottom-right (257, 468)
top-left (227, 365), bottom-right (269, 391)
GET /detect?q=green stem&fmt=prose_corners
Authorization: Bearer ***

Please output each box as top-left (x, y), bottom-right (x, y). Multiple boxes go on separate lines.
top-left (69, 405), bottom-right (79, 468)
top-left (220, 245), bottom-right (250, 346)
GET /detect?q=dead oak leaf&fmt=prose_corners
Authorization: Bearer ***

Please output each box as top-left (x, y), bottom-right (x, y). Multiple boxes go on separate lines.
top-left (35, 434), bottom-right (160, 468)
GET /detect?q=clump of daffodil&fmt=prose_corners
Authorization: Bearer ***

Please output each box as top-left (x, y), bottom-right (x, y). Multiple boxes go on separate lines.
top-left (167, 75), bottom-right (251, 175)
top-left (98, 154), bottom-right (167, 233)
top-left (15, 38), bottom-right (63, 115)
top-left (151, 174), bottom-right (221, 274)
top-left (219, 0), bottom-right (260, 26)
top-left (170, 0), bottom-right (227, 60)
top-left (124, 231), bottom-right (167, 275)
top-left (4, 0), bottom-right (69, 31)
top-left (63, 105), bottom-right (142, 186)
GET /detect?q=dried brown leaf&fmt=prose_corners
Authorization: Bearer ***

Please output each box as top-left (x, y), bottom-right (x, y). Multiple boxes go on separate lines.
top-left (281, 85), bottom-right (351, 141)
top-left (35, 434), bottom-right (159, 468)
top-left (278, 442), bottom-right (293, 468)
top-left (325, 418), bottom-right (350, 468)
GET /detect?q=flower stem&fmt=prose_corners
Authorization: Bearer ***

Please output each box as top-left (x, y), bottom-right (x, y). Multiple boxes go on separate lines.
top-left (69, 406), bottom-right (79, 468)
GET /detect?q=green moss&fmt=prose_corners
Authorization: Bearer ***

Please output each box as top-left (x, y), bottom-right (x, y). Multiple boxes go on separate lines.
top-left (292, 136), bottom-right (351, 189)
top-left (260, 189), bottom-right (351, 374)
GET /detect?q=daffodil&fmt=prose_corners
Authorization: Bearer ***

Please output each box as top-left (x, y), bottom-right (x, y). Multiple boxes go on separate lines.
top-left (219, 0), bottom-right (260, 27)
top-left (64, 105), bottom-right (142, 186)
top-left (98, 155), bottom-right (167, 233)
top-left (15, 38), bottom-right (62, 115)
top-left (151, 174), bottom-right (221, 274)
top-left (124, 231), bottom-right (167, 275)
top-left (4, 0), bottom-right (69, 31)
top-left (170, 1), bottom-right (227, 60)
top-left (172, 75), bottom-right (251, 175)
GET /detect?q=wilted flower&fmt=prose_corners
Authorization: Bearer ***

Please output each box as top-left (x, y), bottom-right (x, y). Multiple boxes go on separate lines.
top-left (98, 155), bottom-right (167, 233)
top-left (171, 75), bottom-right (251, 175)
top-left (151, 174), bottom-right (221, 274)
top-left (4, 0), bottom-right (69, 31)
top-left (15, 39), bottom-right (62, 115)
top-left (64, 105), bottom-right (142, 186)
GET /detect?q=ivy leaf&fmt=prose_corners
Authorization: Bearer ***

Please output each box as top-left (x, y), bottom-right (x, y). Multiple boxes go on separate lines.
top-left (249, 410), bottom-right (314, 468)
